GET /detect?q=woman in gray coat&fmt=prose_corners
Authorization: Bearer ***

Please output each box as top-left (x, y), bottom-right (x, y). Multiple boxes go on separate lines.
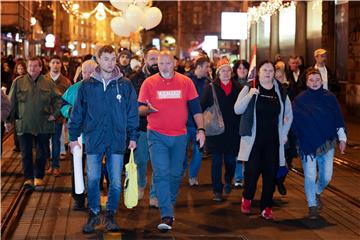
top-left (234, 61), bottom-right (293, 220)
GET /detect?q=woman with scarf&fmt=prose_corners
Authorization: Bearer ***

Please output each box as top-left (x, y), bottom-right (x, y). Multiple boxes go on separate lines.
top-left (292, 68), bottom-right (346, 219)
top-left (234, 61), bottom-right (293, 220)
top-left (201, 58), bottom-right (241, 202)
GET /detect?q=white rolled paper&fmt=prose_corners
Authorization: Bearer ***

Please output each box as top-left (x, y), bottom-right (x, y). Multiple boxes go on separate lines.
top-left (73, 136), bottom-right (84, 194)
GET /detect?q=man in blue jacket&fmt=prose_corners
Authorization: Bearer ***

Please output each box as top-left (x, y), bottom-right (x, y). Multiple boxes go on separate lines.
top-left (68, 45), bottom-right (139, 234)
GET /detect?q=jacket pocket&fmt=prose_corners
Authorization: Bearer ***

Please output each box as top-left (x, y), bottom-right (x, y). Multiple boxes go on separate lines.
top-left (17, 89), bottom-right (28, 102)
top-left (40, 88), bottom-right (51, 101)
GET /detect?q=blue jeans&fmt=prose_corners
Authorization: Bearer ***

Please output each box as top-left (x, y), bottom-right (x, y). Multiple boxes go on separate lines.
top-left (148, 130), bottom-right (187, 218)
top-left (234, 161), bottom-right (244, 182)
top-left (301, 148), bottom-right (334, 207)
top-left (87, 152), bottom-right (124, 214)
top-left (134, 131), bottom-right (156, 198)
top-left (51, 122), bottom-right (63, 169)
top-left (211, 152), bottom-right (236, 193)
top-left (19, 133), bottom-right (49, 180)
top-left (183, 126), bottom-right (202, 178)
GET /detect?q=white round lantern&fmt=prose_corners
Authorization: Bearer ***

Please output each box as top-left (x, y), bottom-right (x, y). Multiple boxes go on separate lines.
top-left (143, 7), bottom-right (162, 30)
top-left (110, 0), bottom-right (132, 12)
top-left (111, 17), bottom-right (131, 37)
top-left (125, 4), bottom-right (144, 30)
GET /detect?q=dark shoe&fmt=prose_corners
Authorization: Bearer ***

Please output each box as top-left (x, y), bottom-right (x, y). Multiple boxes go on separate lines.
top-left (82, 211), bottom-right (100, 234)
top-left (103, 210), bottom-right (120, 232)
top-left (277, 182), bottom-right (287, 196)
top-left (213, 192), bottom-right (223, 202)
top-left (73, 198), bottom-right (86, 211)
top-left (308, 206), bottom-right (318, 220)
top-left (316, 194), bottom-right (322, 211)
top-left (157, 216), bottom-right (174, 232)
top-left (224, 183), bottom-right (232, 195)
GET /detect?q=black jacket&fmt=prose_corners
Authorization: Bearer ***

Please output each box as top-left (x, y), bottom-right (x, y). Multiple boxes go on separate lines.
top-left (201, 80), bottom-right (241, 154)
top-left (129, 65), bottom-right (154, 132)
top-left (286, 68), bottom-right (305, 101)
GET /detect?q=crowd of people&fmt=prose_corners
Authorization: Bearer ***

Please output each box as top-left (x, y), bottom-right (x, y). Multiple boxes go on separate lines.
top-left (0, 45), bottom-right (347, 233)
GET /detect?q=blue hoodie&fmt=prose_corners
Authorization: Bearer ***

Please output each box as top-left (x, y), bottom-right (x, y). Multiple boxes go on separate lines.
top-left (68, 66), bottom-right (139, 154)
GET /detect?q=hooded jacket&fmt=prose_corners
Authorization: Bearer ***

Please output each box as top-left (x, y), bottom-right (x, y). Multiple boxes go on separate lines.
top-left (68, 66), bottom-right (139, 154)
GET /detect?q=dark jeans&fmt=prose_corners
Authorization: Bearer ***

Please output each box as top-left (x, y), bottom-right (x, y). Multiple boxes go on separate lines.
top-left (243, 136), bottom-right (279, 211)
top-left (211, 152), bottom-right (236, 194)
top-left (51, 122), bottom-right (63, 169)
top-left (19, 133), bottom-right (50, 180)
top-left (71, 145), bottom-right (86, 201)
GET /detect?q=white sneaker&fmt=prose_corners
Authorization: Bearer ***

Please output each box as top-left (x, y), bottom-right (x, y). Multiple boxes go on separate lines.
top-left (157, 217), bottom-right (174, 232)
top-left (234, 180), bottom-right (244, 188)
top-left (189, 177), bottom-right (199, 186)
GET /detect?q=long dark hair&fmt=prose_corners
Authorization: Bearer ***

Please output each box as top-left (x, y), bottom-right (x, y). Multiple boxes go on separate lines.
top-left (12, 59), bottom-right (27, 79)
top-left (232, 59), bottom-right (250, 78)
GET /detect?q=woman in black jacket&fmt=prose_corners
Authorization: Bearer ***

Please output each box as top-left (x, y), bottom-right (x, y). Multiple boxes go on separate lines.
top-left (201, 59), bottom-right (241, 202)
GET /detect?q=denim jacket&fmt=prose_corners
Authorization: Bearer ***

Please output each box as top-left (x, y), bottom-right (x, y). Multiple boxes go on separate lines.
top-left (68, 66), bottom-right (139, 154)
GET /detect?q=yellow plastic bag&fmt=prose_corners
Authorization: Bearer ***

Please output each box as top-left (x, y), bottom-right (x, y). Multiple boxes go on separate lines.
top-left (124, 149), bottom-right (138, 209)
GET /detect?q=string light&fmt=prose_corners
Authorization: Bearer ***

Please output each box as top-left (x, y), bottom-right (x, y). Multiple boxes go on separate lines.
top-left (60, 0), bottom-right (122, 21)
top-left (247, 0), bottom-right (296, 24)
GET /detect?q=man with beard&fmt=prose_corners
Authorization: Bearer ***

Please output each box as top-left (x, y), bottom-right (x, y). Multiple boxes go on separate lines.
top-left (129, 48), bottom-right (159, 206)
top-left (138, 51), bottom-right (205, 232)
top-left (117, 48), bottom-right (133, 77)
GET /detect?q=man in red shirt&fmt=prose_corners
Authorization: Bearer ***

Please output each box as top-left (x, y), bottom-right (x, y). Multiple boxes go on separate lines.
top-left (138, 51), bottom-right (205, 232)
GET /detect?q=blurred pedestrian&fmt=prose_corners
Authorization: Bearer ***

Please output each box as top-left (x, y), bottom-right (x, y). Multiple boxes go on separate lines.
top-left (234, 61), bottom-right (293, 220)
top-left (183, 56), bottom-right (211, 187)
top-left (1, 90), bottom-right (11, 143)
top-left (61, 59), bottom-right (97, 211)
top-left (46, 55), bottom-right (72, 177)
top-left (232, 59), bottom-right (250, 188)
top-left (129, 48), bottom-right (159, 204)
top-left (292, 68), bottom-right (346, 219)
top-left (117, 48), bottom-right (133, 77)
top-left (11, 60), bottom-right (27, 152)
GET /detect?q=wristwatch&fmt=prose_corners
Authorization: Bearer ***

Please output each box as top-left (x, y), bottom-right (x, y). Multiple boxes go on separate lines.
top-left (197, 128), bottom-right (206, 133)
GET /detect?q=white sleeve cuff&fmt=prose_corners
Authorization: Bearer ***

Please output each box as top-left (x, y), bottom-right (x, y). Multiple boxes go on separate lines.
top-left (337, 127), bottom-right (347, 142)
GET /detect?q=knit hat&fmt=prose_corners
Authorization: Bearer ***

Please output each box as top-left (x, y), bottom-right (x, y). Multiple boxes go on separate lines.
top-left (216, 58), bottom-right (231, 75)
top-left (314, 48), bottom-right (327, 57)
top-left (118, 48), bottom-right (132, 58)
